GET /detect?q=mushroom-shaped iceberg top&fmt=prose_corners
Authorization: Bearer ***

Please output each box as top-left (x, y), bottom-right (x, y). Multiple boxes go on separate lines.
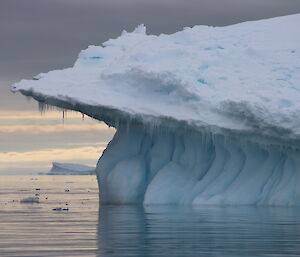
top-left (11, 15), bottom-right (300, 205)
top-left (12, 14), bottom-right (300, 145)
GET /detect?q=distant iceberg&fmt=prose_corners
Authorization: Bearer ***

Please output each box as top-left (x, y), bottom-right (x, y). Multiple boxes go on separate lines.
top-left (20, 196), bottom-right (39, 203)
top-left (12, 14), bottom-right (300, 205)
top-left (46, 162), bottom-right (95, 175)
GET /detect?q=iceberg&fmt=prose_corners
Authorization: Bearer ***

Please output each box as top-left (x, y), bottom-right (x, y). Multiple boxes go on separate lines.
top-left (46, 162), bottom-right (95, 175)
top-left (20, 197), bottom-right (40, 203)
top-left (12, 14), bottom-right (300, 205)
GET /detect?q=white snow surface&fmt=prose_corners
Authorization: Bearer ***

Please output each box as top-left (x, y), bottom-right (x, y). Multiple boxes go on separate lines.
top-left (47, 162), bottom-right (95, 175)
top-left (11, 15), bottom-right (300, 206)
top-left (12, 14), bottom-right (300, 143)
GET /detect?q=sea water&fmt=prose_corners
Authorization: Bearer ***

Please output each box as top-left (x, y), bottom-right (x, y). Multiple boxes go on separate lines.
top-left (1, 176), bottom-right (300, 257)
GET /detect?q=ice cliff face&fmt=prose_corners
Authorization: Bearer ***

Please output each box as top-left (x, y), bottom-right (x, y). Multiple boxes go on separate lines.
top-left (98, 124), bottom-right (300, 205)
top-left (12, 14), bottom-right (300, 205)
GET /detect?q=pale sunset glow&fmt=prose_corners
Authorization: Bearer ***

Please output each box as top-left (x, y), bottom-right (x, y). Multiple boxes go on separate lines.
top-left (0, 123), bottom-right (112, 134)
top-left (0, 110), bottom-right (91, 120)
top-left (0, 145), bottom-right (105, 168)
top-left (0, 110), bottom-right (115, 174)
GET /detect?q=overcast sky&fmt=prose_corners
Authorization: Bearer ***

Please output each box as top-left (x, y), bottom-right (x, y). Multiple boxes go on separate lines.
top-left (1, 0), bottom-right (300, 174)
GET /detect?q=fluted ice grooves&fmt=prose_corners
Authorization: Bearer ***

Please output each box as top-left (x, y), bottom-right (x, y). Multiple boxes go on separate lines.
top-left (12, 14), bottom-right (300, 205)
top-left (97, 123), bottom-right (300, 206)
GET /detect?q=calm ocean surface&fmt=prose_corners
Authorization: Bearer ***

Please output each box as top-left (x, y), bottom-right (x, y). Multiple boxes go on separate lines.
top-left (1, 175), bottom-right (300, 257)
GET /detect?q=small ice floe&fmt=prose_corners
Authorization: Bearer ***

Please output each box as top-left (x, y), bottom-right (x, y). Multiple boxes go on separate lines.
top-left (52, 207), bottom-right (69, 211)
top-left (30, 178), bottom-right (38, 180)
top-left (20, 197), bottom-right (39, 203)
top-left (27, 206), bottom-right (43, 210)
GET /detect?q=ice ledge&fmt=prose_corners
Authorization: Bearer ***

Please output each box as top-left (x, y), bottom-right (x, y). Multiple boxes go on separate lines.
top-left (16, 88), bottom-right (300, 150)
top-left (12, 14), bottom-right (300, 148)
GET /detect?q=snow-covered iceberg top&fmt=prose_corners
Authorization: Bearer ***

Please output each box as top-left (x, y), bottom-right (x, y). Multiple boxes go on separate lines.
top-left (12, 14), bottom-right (300, 146)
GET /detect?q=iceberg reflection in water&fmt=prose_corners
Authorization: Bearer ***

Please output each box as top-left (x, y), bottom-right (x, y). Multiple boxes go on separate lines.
top-left (1, 176), bottom-right (300, 256)
top-left (97, 205), bottom-right (300, 257)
